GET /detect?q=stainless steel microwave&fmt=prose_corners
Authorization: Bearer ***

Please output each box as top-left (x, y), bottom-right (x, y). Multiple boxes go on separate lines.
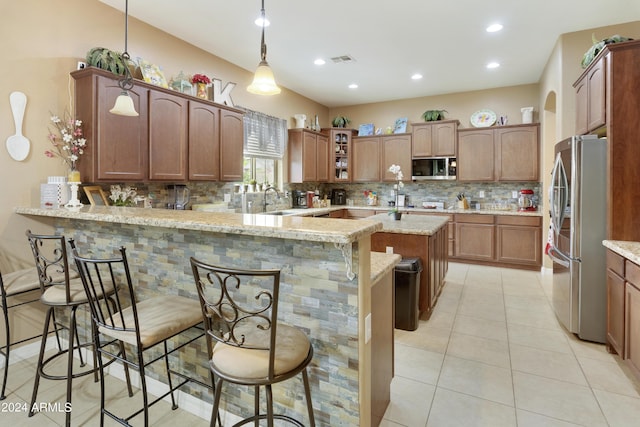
top-left (412, 157), bottom-right (457, 180)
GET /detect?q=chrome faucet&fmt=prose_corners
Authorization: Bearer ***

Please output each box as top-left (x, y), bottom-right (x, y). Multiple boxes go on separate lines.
top-left (263, 186), bottom-right (280, 212)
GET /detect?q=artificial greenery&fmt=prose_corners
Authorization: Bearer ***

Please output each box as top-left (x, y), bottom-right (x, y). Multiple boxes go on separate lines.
top-left (421, 109), bottom-right (448, 122)
top-left (85, 47), bottom-right (130, 76)
top-left (331, 115), bottom-right (351, 128)
top-left (581, 34), bottom-right (633, 69)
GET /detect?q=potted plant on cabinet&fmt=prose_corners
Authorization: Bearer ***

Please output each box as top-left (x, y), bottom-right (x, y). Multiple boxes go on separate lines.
top-left (85, 47), bottom-right (131, 76)
top-left (331, 115), bottom-right (351, 128)
top-left (421, 109), bottom-right (448, 122)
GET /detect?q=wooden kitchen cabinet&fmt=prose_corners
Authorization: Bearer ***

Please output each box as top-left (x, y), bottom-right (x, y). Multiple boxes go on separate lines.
top-left (496, 216), bottom-right (542, 266)
top-left (574, 55), bottom-right (606, 135)
top-left (323, 128), bottom-right (355, 182)
top-left (626, 276), bottom-right (640, 379)
top-left (72, 67), bottom-right (244, 183)
top-left (411, 120), bottom-right (458, 157)
top-left (352, 136), bottom-right (382, 182)
top-left (288, 129), bottom-right (329, 183)
top-left (148, 91), bottom-right (188, 181)
top-left (606, 249), bottom-right (625, 356)
top-left (73, 71), bottom-right (149, 182)
top-left (353, 134), bottom-right (411, 182)
top-left (457, 124), bottom-right (539, 182)
top-left (455, 214), bottom-right (495, 261)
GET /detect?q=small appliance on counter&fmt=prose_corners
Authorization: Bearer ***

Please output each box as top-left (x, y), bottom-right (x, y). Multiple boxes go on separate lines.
top-left (166, 184), bottom-right (190, 210)
top-left (292, 190), bottom-right (308, 208)
top-left (331, 189), bottom-right (347, 205)
top-left (306, 191), bottom-right (316, 208)
top-left (517, 189), bottom-right (536, 211)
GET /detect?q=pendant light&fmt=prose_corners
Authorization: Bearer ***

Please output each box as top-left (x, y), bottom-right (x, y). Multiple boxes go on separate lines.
top-left (247, 0), bottom-right (281, 95)
top-left (110, 0), bottom-right (139, 116)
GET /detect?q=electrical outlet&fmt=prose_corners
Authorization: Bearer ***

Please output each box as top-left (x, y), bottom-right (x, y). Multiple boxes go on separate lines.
top-left (512, 191), bottom-right (518, 198)
top-left (386, 246), bottom-right (393, 254)
top-left (365, 313), bottom-right (372, 343)
top-left (479, 190), bottom-right (485, 198)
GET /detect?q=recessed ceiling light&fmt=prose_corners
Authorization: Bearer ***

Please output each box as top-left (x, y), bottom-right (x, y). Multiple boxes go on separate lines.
top-left (348, 83), bottom-right (358, 89)
top-left (411, 73), bottom-right (423, 80)
top-left (487, 62), bottom-right (500, 69)
top-left (314, 58), bottom-right (326, 66)
top-left (254, 16), bottom-right (270, 27)
top-left (486, 24), bottom-right (503, 33)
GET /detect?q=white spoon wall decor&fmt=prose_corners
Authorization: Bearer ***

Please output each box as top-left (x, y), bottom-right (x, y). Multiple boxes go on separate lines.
top-left (6, 91), bottom-right (30, 161)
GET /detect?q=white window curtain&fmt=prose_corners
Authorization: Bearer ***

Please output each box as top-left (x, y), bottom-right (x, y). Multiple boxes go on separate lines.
top-left (242, 109), bottom-right (288, 159)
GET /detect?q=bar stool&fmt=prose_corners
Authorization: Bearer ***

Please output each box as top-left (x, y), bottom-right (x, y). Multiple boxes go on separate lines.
top-left (25, 230), bottom-right (117, 427)
top-left (0, 267), bottom-right (47, 400)
top-left (190, 257), bottom-right (316, 427)
top-left (71, 244), bottom-right (205, 427)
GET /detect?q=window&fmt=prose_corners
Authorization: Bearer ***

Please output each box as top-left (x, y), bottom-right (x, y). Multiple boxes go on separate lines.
top-left (242, 108), bottom-right (287, 187)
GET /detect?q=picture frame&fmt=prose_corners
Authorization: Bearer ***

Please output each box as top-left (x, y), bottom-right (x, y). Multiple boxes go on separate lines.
top-left (137, 57), bottom-right (169, 88)
top-left (358, 123), bottom-right (374, 136)
top-left (393, 117), bottom-right (408, 134)
top-left (83, 186), bottom-right (109, 206)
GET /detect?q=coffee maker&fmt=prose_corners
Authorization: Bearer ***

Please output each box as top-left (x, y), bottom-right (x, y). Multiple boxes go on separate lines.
top-left (166, 184), bottom-right (190, 210)
top-left (291, 190), bottom-right (307, 208)
top-left (331, 189), bottom-right (347, 205)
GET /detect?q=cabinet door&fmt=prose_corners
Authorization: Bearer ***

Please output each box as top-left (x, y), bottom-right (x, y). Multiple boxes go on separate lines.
top-left (457, 130), bottom-right (494, 181)
top-left (353, 137), bottom-right (381, 182)
top-left (433, 122), bottom-right (457, 156)
top-left (148, 91), bottom-right (188, 181)
top-left (412, 125), bottom-right (433, 157)
top-left (496, 224), bottom-right (541, 266)
top-left (575, 78), bottom-right (589, 135)
top-left (219, 109), bottom-right (244, 181)
top-left (381, 135), bottom-right (411, 182)
top-left (328, 129), bottom-right (352, 182)
top-left (316, 134), bottom-right (329, 182)
top-left (625, 281), bottom-right (640, 378)
top-left (587, 57), bottom-right (606, 132)
top-left (188, 103), bottom-right (220, 181)
top-left (455, 222), bottom-right (494, 261)
top-left (607, 268), bottom-right (625, 356)
top-left (496, 125), bottom-right (539, 181)
top-left (88, 76), bottom-right (149, 182)
top-left (302, 132), bottom-right (318, 182)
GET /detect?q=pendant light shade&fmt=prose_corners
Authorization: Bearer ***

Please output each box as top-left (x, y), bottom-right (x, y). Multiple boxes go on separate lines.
top-left (247, 0), bottom-right (281, 96)
top-left (110, 0), bottom-right (139, 116)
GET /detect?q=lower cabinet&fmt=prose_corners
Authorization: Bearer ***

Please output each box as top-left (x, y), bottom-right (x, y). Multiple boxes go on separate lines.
top-left (455, 214), bottom-right (495, 261)
top-left (625, 261), bottom-right (640, 379)
top-left (606, 250), bottom-right (625, 356)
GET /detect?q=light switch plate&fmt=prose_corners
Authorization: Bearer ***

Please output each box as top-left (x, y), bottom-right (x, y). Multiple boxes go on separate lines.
top-left (386, 246), bottom-right (393, 254)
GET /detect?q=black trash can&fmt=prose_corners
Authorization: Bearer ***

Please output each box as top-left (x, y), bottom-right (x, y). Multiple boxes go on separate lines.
top-left (394, 258), bottom-right (422, 331)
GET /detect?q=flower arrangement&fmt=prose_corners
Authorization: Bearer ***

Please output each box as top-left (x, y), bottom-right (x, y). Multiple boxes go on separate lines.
top-left (109, 185), bottom-right (141, 207)
top-left (191, 73), bottom-right (211, 85)
top-left (45, 113), bottom-right (87, 169)
top-left (388, 164), bottom-right (405, 216)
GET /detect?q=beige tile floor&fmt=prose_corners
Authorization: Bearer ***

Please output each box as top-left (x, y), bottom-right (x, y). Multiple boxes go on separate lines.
top-left (2, 262), bottom-right (640, 426)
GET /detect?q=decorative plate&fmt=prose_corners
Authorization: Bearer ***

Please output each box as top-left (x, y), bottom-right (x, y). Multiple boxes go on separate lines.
top-left (470, 109), bottom-right (497, 127)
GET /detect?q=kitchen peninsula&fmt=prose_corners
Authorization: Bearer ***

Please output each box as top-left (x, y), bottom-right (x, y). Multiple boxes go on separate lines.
top-left (16, 205), bottom-right (401, 426)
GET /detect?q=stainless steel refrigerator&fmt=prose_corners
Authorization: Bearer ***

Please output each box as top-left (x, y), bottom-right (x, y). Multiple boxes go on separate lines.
top-left (548, 135), bottom-right (607, 343)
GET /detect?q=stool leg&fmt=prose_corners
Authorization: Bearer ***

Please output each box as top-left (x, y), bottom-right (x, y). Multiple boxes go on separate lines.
top-left (210, 377), bottom-right (224, 427)
top-left (0, 294), bottom-right (9, 400)
top-left (29, 307), bottom-right (54, 417)
top-left (63, 306), bottom-right (82, 427)
top-left (163, 340), bottom-right (178, 410)
top-left (254, 385), bottom-right (260, 427)
top-left (265, 384), bottom-right (274, 427)
top-left (302, 368), bottom-right (315, 427)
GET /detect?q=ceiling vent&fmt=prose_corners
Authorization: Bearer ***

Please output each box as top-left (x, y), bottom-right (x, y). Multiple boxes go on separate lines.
top-left (330, 55), bottom-right (356, 64)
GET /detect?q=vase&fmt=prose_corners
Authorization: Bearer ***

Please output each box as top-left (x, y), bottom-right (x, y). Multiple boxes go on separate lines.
top-left (392, 212), bottom-right (402, 221)
top-left (68, 167), bottom-right (81, 183)
top-left (196, 83), bottom-right (208, 99)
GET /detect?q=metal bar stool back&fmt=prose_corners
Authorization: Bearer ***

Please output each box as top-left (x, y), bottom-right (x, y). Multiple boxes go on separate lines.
top-left (190, 257), bottom-right (315, 427)
top-left (72, 244), bottom-right (205, 427)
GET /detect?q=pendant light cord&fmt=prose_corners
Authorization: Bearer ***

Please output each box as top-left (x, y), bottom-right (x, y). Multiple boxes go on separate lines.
top-left (259, 2), bottom-right (267, 62)
top-left (119, 0), bottom-right (134, 91)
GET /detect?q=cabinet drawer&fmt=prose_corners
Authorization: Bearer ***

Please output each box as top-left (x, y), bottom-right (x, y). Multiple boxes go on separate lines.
top-left (607, 250), bottom-right (625, 277)
top-left (496, 215), bottom-right (541, 227)
top-left (454, 214), bottom-right (494, 224)
top-left (626, 260), bottom-right (640, 286)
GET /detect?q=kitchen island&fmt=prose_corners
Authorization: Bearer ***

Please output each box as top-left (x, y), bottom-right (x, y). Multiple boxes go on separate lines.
top-left (369, 214), bottom-right (450, 318)
top-left (15, 205), bottom-right (399, 426)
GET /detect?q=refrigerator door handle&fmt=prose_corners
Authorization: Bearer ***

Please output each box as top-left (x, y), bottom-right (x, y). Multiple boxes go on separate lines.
top-left (548, 245), bottom-right (571, 268)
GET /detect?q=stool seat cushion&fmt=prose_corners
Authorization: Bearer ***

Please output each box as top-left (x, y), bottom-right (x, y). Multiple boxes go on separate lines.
top-left (40, 275), bottom-right (104, 306)
top-left (1, 267), bottom-right (41, 296)
top-left (210, 324), bottom-right (311, 380)
top-left (99, 295), bottom-right (202, 348)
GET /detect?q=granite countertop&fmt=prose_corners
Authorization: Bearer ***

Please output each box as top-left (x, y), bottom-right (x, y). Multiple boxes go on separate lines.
top-left (367, 213), bottom-right (450, 235)
top-left (370, 252), bottom-right (402, 285)
top-left (15, 206), bottom-right (381, 245)
top-left (286, 205), bottom-right (543, 217)
top-left (603, 240), bottom-right (640, 265)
